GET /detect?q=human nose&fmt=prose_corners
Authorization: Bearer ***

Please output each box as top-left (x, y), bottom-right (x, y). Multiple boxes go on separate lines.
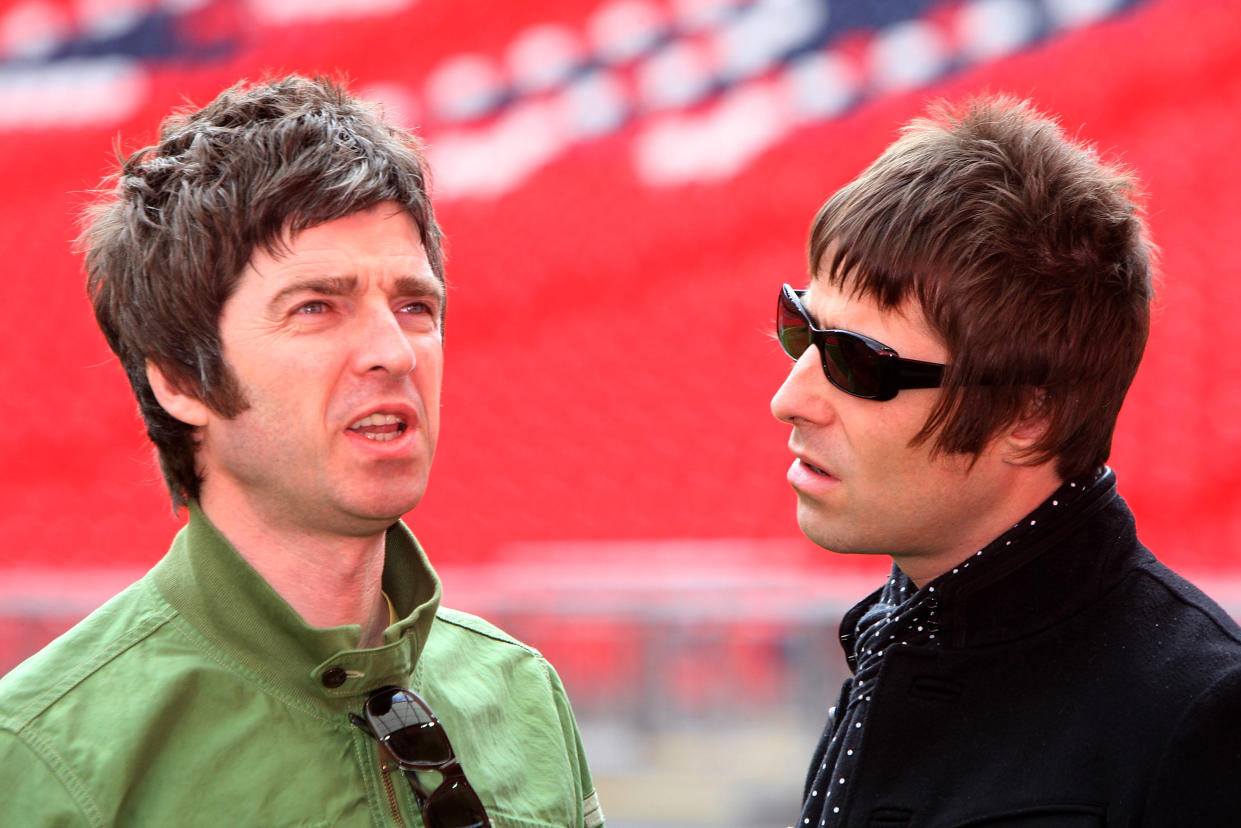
top-left (771, 344), bottom-right (833, 425)
top-left (352, 306), bottom-right (415, 377)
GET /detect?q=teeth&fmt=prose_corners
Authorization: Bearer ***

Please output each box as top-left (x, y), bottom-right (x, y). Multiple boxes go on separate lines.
top-left (349, 413), bottom-right (404, 430)
top-left (360, 431), bottom-right (399, 442)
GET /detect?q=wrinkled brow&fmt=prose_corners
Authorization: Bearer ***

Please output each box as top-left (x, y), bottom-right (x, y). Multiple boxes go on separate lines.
top-left (392, 274), bottom-right (445, 302)
top-left (266, 274), bottom-right (443, 313)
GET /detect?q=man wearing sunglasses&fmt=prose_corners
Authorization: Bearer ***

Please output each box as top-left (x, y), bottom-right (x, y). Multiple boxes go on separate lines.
top-left (0, 76), bottom-right (603, 828)
top-left (772, 97), bottom-right (1241, 826)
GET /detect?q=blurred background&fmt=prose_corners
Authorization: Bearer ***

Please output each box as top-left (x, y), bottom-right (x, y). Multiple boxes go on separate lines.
top-left (1, 0), bottom-right (1239, 824)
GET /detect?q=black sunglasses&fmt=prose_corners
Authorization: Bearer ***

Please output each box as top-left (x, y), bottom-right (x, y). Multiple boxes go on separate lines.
top-left (777, 283), bottom-right (944, 401)
top-left (350, 686), bottom-right (491, 828)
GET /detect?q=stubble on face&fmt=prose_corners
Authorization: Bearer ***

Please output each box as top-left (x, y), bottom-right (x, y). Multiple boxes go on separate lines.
top-left (192, 204), bottom-right (445, 542)
top-left (773, 279), bottom-right (1017, 580)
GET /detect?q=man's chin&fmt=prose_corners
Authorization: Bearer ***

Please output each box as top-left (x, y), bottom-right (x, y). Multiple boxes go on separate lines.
top-left (795, 503), bottom-right (870, 557)
top-left (335, 490), bottom-right (426, 535)
top-left (796, 500), bottom-right (841, 553)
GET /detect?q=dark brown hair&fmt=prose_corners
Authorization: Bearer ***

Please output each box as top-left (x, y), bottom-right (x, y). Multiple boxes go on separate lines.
top-left (809, 96), bottom-right (1153, 480)
top-left (83, 74), bottom-right (444, 508)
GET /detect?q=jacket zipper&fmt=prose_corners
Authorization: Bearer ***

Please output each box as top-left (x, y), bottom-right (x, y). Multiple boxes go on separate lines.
top-left (380, 756), bottom-right (408, 827)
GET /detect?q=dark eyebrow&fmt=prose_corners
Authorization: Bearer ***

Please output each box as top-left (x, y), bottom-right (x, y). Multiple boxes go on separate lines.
top-left (267, 276), bottom-right (358, 314)
top-left (265, 274), bottom-right (444, 314)
top-left (393, 275), bottom-right (445, 303)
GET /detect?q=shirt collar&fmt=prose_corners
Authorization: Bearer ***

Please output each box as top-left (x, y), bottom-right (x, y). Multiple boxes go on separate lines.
top-left (150, 502), bottom-right (441, 714)
top-left (841, 467), bottom-right (1123, 658)
top-left (922, 466), bottom-right (1112, 597)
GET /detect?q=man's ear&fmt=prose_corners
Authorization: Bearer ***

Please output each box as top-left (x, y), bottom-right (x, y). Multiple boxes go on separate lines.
top-left (1001, 389), bottom-right (1050, 466)
top-left (146, 360), bottom-right (211, 427)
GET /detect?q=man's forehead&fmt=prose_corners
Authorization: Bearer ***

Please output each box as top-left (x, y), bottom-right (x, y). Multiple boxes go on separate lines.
top-left (233, 207), bottom-right (443, 307)
top-left (803, 274), bottom-right (875, 319)
top-left (244, 248), bottom-right (440, 286)
top-left (250, 207), bottom-right (432, 263)
top-left (807, 257), bottom-right (927, 323)
top-left (805, 274), bottom-right (945, 357)
top-left (275, 204), bottom-right (422, 245)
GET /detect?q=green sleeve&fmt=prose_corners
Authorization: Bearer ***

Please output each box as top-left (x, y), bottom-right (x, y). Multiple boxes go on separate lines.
top-left (0, 725), bottom-right (100, 828)
top-left (545, 666), bottom-right (605, 828)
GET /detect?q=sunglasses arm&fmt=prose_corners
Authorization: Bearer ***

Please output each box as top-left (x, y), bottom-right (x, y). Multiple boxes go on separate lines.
top-left (894, 359), bottom-right (944, 389)
top-left (349, 713), bottom-right (377, 739)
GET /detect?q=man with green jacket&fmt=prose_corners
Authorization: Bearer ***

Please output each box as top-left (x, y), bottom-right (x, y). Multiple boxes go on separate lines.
top-left (0, 75), bottom-right (604, 828)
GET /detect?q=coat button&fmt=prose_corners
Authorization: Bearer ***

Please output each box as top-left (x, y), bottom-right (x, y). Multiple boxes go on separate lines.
top-left (322, 666), bottom-right (348, 688)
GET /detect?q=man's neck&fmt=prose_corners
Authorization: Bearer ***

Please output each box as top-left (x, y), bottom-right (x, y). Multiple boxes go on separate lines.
top-left (893, 464), bottom-right (1064, 588)
top-left (196, 492), bottom-right (392, 642)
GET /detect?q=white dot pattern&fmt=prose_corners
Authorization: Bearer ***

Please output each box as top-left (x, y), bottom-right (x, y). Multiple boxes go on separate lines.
top-left (797, 469), bottom-right (1106, 826)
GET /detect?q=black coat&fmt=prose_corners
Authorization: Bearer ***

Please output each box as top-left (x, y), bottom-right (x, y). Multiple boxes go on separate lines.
top-left (807, 477), bottom-right (1241, 826)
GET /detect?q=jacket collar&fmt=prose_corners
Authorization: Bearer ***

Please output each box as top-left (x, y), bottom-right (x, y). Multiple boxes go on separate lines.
top-left (840, 469), bottom-right (1148, 654)
top-left (935, 470), bottom-right (1145, 648)
top-left (150, 502), bottom-right (441, 715)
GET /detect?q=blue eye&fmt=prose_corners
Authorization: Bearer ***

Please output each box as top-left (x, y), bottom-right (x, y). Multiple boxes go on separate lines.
top-left (297, 301), bottom-right (328, 315)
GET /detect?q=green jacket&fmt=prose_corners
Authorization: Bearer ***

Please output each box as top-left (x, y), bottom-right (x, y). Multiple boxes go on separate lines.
top-left (0, 505), bottom-right (604, 828)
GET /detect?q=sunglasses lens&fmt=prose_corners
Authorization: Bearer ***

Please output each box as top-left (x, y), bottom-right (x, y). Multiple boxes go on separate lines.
top-left (368, 689), bottom-right (454, 766)
top-left (387, 720), bottom-right (453, 765)
top-left (822, 332), bottom-right (882, 398)
top-left (777, 291), bottom-right (811, 359)
top-left (357, 686), bottom-right (492, 827)
top-left (425, 780), bottom-right (490, 828)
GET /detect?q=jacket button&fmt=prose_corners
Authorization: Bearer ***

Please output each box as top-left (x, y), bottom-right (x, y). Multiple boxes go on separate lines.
top-left (322, 666), bottom-right (348, 688)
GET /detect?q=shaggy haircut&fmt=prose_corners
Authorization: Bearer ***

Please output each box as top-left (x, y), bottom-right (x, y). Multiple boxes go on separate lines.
top-left (84, 75), bottom-right (444, 509)
top-left (809, 96), bottom-right (1153, 481)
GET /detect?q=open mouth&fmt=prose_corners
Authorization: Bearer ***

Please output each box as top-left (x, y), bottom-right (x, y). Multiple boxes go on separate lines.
top-left (803, 460), bottom-right (832, 477)
top-left (347, 413), bottom-right (409, 442)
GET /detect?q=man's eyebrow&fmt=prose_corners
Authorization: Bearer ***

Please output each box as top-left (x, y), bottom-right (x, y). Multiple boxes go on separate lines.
top-left (267, 276), bottom-right (359, 312)
top-left (393, 275), bottom-right (445, 301)
top-left (265, 274), bottom-right (445, 313)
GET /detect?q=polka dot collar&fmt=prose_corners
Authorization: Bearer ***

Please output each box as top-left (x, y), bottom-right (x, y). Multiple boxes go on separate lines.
top-left (803, 467), bottom-right (1112, 828)
top-left (875, 465), bottom-right (1112, 641)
